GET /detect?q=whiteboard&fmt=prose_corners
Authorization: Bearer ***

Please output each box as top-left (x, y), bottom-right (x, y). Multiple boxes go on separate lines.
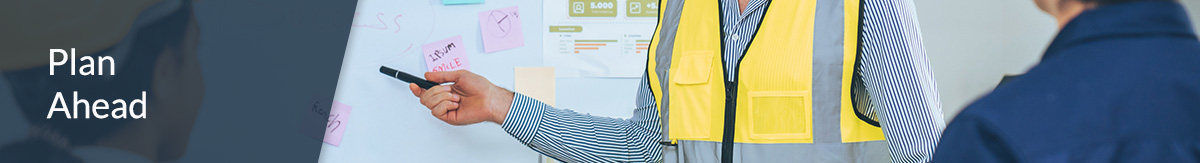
top-left (319, 0), bottom-right (643, 162)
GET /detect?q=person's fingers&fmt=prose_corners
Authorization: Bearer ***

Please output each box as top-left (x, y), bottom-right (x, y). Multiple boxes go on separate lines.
top-left (430, 100), bottom-right (458, 119)
top-left (419, 86), bottom-right (452, 106)
top-left (425, 92), bottom-right (460, 107)
top-left (425, 70), bottom-right (468, 83)
top-left (442, 91), bottom-right (461, 102)
top-left (409, 83), bottom-right (423, 97)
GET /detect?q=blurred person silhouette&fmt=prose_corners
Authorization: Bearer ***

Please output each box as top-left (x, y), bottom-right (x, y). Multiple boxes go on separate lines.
top-left (934, 0), bottom-right (1200, 162)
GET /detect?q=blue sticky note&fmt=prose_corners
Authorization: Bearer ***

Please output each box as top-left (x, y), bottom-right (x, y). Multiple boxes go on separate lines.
top-left (442, 0), bottom-right (483, 5)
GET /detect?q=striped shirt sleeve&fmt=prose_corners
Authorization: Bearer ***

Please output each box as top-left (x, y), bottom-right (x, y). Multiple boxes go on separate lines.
top-left (500, 74), bottom-right (663, 162)
top-left (858, 0), bottom-right (947, 162)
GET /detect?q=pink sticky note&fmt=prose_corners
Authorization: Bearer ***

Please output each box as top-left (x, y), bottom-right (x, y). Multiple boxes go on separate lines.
top-left (423, 36), bottom-right (471, 72)
top-left (478, 6), bottom-right (525, 53)
top-left (323, 100), bottom-right (352, 146)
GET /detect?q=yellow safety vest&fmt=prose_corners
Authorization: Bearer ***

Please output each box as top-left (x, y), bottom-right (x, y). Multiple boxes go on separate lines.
top-left (647, 0), bottom-right (888, 162)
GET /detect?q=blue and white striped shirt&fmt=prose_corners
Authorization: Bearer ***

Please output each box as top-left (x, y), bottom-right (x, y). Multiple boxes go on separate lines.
top-left (502, 0), bottom-right (945, 162)
top-left (721, 0), bottom-right (767, 80)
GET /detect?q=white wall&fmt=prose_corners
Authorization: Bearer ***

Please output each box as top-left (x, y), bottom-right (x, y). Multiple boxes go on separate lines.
top-left (915, 0), bottom-right (1200, 121)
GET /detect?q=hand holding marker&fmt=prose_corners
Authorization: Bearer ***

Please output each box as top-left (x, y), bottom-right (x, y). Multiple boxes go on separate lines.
top-left (383, 65), bottom-right (515, 125)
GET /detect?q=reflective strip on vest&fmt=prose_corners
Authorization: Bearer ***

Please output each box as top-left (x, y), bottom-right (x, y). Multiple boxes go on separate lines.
top-left (647, 0), bottom-right (890, 162)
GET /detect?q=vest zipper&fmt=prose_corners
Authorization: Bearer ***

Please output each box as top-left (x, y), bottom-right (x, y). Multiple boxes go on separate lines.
top-left (716, 1), bottom-right (733, 162)
top-left (720, 1), bottom-right (773, 163)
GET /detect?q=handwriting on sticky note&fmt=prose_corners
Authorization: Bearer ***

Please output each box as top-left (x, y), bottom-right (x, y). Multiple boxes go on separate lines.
top-left (298, 97), bottom-right (351, 146)
top-left (443, 0), bottom-right (483, 5)
top-left (423, 36), bottom-right (471, 72)
top-left (299, 97), bottom-right (330, 143)
top-left (323, 100), bottom-right (352, 146)
top-left (479, 6), bottom-right (525, 53)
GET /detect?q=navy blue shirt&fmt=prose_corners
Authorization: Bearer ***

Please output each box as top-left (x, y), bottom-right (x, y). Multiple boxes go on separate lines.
top-left (934, 2), bottom-right (1200, 162)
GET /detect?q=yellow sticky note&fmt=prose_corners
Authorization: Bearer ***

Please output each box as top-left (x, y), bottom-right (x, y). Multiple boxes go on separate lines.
top-left (514, 67), bottom-right (555, 107)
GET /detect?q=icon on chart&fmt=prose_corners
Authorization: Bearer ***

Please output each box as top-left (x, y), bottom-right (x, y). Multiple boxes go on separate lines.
top-left (573, 2), bottom-right (585, 13)
top-left (630, 2), bottom-right (641, 14)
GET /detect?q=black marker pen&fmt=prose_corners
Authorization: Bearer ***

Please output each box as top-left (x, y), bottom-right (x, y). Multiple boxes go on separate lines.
top-left (379, 66), bottom-right (440, 89)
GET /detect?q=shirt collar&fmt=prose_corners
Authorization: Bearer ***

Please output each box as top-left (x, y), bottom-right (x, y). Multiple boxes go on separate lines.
top-left (741, 0), bottom-right (768, 19)
top-left (1042, 1), bottom-right (1197, 61)
top-left (722, 0), bottom-right (770, 21)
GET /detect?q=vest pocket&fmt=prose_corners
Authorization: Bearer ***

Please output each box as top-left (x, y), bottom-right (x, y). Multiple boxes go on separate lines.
top-left (747, 91), bottom-right (813, 141)
top-left (668, 51), bottom-right (715, 139)
top-left (671, 51), bottom-right (713, 85)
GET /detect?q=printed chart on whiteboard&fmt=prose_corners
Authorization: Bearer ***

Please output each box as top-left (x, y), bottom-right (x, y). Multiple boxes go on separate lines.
top-left (543, 0), bottom-right (658, 78)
